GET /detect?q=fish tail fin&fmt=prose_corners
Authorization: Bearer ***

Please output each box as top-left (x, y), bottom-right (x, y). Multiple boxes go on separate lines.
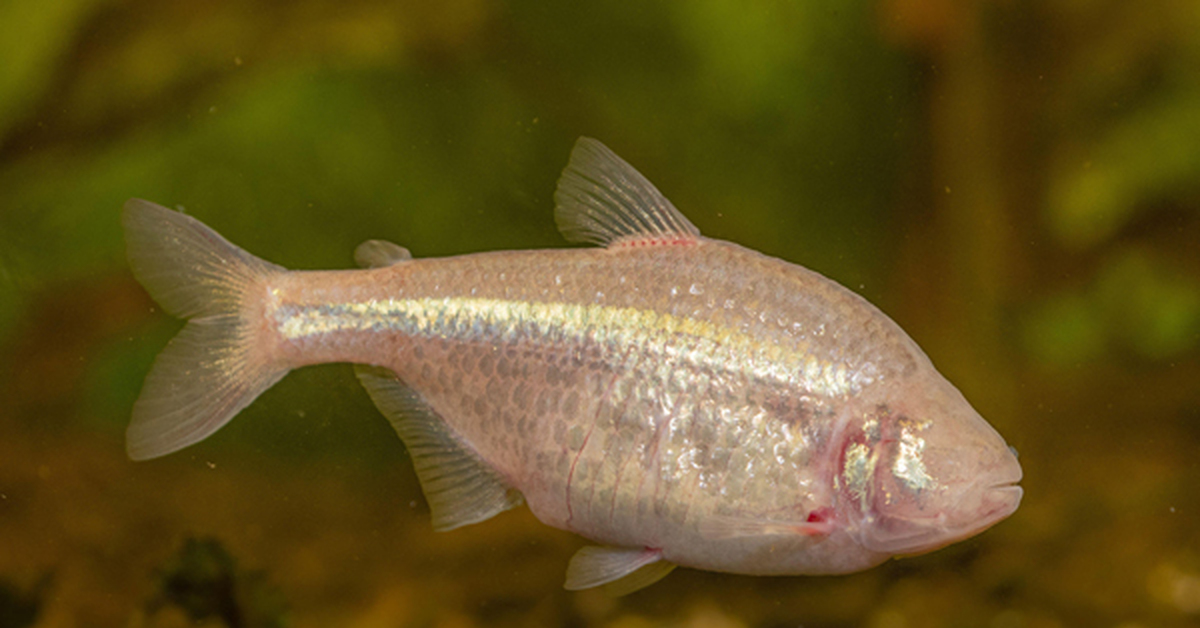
top-left (123, 198), bottom-right (290, 461)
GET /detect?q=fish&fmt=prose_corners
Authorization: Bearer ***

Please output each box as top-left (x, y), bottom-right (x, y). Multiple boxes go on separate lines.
top-left (123, 137), bottom-right (1023, 595)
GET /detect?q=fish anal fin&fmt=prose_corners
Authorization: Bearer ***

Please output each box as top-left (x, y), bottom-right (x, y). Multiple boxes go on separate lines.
top-left (564, 546), bottom-right (676, 596)
top-left (354, 239), bottom-right (412, 269)
top-left (697, 513), bottom-right (834, 541)
top-left (354, 365), bottom-right (522, 531)
top-left (554, 137), bottom-right (701, 248)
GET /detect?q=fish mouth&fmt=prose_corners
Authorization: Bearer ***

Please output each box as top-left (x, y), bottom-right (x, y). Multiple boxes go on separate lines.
top-left (858, 478), bottom-right (1024, 556)
top-left (980, 473), bottom-right (1024, 522)
top-left (980, 448), bottom-right (1024, 518)
top-left (923, 479), bottom-right (1022, 554)
top-left (986, 483), bottom-right (1023, 511)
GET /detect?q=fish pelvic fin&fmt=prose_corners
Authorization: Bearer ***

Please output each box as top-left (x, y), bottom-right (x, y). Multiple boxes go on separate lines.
top-left (554, 137), bottom-right (701, 248)
top-left (564, 546), bottom-right (676, 596)
top-left (123, 199), bottom-right (289, 461)
top-left (355, 365), bottom-right (524, 531)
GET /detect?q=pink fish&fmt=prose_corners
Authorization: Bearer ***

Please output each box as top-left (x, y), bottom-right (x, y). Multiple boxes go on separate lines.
top-left (124, 138), bottom-right (1022, 594)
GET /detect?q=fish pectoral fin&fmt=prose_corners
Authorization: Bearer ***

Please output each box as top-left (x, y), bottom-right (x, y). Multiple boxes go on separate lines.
top-left (553, 137), bottom-right (702, 248)
top-left (564, 546), bottom-right (676, 596)
top-left (355, 365), bottom-right (522, 531)
top-left (697, 514), bottom-right (834, 541)
top-left (354, 239), bottom-right (413, 268)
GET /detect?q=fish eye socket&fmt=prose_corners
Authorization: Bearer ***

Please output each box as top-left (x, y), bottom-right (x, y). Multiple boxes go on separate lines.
top-left (889, 416), bottom-right (937, 495)
top-left (860, 416), bottom-right (944, 521)
top-left (873, 453), bottom-right (932, 511)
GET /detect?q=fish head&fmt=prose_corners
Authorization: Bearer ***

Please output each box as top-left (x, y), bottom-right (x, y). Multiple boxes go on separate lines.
top-left (835, 374), bottom-right (1022, 557)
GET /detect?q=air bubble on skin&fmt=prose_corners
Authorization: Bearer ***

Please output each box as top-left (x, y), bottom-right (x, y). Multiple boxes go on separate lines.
top-left (689, 283), bottom-right (703, 295)
top-left (671, 286), bottom-right (679, 297)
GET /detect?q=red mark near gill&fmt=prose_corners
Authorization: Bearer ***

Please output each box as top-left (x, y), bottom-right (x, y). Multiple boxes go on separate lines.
top-left (802, 507), bottom-right (836, 536)
top-left (806, 507), bottom-right (834, 524)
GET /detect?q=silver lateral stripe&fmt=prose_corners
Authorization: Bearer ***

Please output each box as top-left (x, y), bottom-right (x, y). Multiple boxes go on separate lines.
top-left (275, 297), bottom-right (861, 396)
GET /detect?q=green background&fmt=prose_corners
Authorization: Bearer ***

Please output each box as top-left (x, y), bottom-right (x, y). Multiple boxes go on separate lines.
top-left (1, 1), bottom-right (1199, 626)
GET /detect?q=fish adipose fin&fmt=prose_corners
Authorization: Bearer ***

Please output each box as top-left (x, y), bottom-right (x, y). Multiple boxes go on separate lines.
top-left (355, 365), bottom-right (524, 531)
top-left (354, 239), bottom-right (412, 268)
top-left (564, 546), bottom-right (677, 596)
top-left (554, 137), bottom-right (701, 248)
top-left (123, 199), bottom-right (290, 461)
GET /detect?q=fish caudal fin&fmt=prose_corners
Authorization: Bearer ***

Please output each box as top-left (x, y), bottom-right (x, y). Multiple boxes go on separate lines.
top-left (123, 199), bottom-right (289, 461)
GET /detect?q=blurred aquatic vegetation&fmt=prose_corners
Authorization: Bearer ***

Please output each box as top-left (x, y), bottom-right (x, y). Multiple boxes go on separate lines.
top-left (1043, 1), bottom-right (1200, 250)
top-left (0, 1), bottom-right (98, 140)
top-left (1029, 2), bottom-right (1200, 363)
top-left (0, 573), bottom-right (50, 628)
top-left (0, 0), bottom-right (1198, 626)
top-left (879, 0), bottom-right (1200, 377)
top-left (1023, 247), bottom-right (1200, 364)
top-left (141, 536), bottom-right (288, 628)
top-left (1020, 0), bottom-right (1200, 367)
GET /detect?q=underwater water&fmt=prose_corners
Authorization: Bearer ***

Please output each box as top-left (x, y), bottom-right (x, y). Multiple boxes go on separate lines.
top-left (2, 1), bottom-right (1199, 626)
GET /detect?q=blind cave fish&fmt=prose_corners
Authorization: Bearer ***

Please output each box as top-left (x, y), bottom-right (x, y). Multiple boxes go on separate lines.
top-left (123, 137), bottom-right (1023, 594)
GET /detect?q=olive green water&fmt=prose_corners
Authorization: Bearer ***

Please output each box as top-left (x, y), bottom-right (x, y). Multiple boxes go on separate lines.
top-left (2, 2), bottom-right (1199, 627)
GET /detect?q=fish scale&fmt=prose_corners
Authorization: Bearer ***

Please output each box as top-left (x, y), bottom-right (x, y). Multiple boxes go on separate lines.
top-left (122, 137), bottom-right (1022, 595)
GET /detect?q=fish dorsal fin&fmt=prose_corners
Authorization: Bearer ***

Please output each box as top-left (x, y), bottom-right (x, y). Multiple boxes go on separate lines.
top-left (354, 239), bottom-right (412, 268)
top-left (563, 546), bottom-right (676, 596)
top-left (354, 365), bottom-right (523, 531)
top-left (554, 137), bottom-right (701, 247)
